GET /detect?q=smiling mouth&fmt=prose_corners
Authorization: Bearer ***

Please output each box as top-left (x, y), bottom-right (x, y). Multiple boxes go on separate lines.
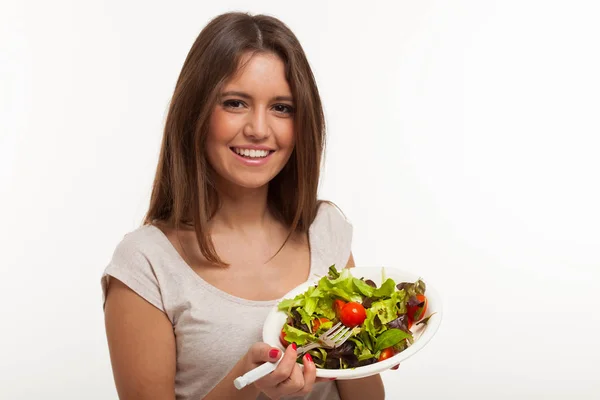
top-left (230, 147), bottom-right (274, 159)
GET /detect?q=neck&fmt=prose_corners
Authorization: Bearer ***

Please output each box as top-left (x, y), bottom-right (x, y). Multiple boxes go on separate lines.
top-left (210, 179), bottom-right (271, 230)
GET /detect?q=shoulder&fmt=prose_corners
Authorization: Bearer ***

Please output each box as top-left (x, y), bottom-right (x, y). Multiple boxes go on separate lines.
top-left (111, 224), bottom-right (164, 258)
top-left (102, 224), bottom-right (168, 312)
top-left (312, 200), bottom-right (353, 234)
top-left (107, 223), bottom-right (179, 272)
top-left (309, 200), bottom-right (354, 272)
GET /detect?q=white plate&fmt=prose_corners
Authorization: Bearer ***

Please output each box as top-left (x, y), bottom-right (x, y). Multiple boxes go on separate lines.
top-left (262, 266), bottom-right (443, 380)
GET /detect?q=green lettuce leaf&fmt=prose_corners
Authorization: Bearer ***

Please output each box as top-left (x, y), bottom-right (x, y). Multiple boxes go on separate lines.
top-left (277, 294), bottom-right (305, 311)
top-left (282, 324), bottom-right (317, 346)
top-left (315, 297), bottom-right (336, 320)
top-left (391, 289), bottom-right (408, 314)
top-left (353, 278), bottom-right (375, 297)
top-left (358, 350), bottom-right (377, 361)
top-left (317, 272), bottom-right (362, 302)
top-left (375, 328), bottom-right (412, 352)
top-left (357, 346), bottom-right (376, 361)
top-left (364, 308), bottom-right (381, 338)
top-left (316, 347), bottom-right (328, 361)
top-left (296, 307), bottom-right (313, 328)
top-left (328, 265), bottom-right (340, 279)
top-left (349, 337), bottom-right (364, 352)
top-left (373, 278), bottom-right (396, 298)
top-left (359, 329), bottom-right (375, 353)
top-left (349, 336), bottom-right (377, 361)
top-left (369, 298), bottom-right (399, 325)
top-left (304, 295), bottom-right (318, 316)
top-left (393, 339), bottom-right (409, 353)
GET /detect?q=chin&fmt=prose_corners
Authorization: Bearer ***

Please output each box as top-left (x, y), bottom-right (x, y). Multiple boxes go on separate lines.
top-left (226, 173), bottom-right (274, 190)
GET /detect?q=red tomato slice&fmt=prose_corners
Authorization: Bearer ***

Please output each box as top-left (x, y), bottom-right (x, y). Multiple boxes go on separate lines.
top-left (312, 317), bottom-right (330, 333)
top-left (378, 347), bottom-right (396, 362)
top-left (407, 294), bottom-right (428, 322)
top-left (279, 328), bottom-right (290, 347)
top-left (333, 299), bottom-right (346, 318)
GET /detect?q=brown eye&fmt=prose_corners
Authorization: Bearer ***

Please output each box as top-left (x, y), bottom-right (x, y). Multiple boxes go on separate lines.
top-left (273, 104), bottom-right (294, 114)
top-left (223, 100), bottom-right (245, 109)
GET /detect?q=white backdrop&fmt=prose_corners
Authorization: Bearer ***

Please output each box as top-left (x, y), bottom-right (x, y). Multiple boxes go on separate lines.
top-left (2, 1), bottom-right (599, 399)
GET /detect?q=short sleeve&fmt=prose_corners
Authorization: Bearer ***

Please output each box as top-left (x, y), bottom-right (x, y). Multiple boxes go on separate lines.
top-left (310, 201), bottom-right (354, 273)
top-left (101, 232), bottom-right (166, 313)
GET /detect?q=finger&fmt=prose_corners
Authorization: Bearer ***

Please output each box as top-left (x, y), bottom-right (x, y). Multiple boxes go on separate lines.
top-left (261, 343), bottom-right (298, 386)
top-left (248, 343), bottom-right (283, 366)
top-left (276, 357), bottom-right (306, 395)
top-left (294, 353), bottom-right (316, 396)
top-left (391, 363), bottom-right (400, 370)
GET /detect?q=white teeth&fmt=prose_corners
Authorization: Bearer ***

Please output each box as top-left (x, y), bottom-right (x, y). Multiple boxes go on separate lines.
top-left (233, 148), bottom-right (270, 158)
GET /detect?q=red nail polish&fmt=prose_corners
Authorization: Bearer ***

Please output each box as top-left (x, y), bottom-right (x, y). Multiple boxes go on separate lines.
top-left (305, 353), bottom-right (313, 363)
top-left (269, 349), bottom-right (280, 358)
top-left (329, 378), bottom-right (336, 381)
top-left (291, 343), bottom-right (297, 351)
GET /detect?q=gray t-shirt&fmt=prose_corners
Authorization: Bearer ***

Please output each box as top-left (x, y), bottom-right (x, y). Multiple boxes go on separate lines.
top-left (101, 202), bottom-right (353, 400)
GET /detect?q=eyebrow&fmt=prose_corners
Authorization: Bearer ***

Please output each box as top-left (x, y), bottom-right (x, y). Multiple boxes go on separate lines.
top-left (220, 91), bottom-right (294, 103)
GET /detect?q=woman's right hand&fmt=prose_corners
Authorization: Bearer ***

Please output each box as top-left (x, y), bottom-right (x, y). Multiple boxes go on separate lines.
top-left (243, 342), bottom-right (317, 400)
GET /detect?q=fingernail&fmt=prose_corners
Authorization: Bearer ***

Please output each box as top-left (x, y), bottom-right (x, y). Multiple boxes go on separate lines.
top-left (291, 343), bottom-right (297, 351)
top-left (305, 353), bottom-right (313, 363)
top-left (269, 349), bottom-right (280, 358)
top-left (329, 378), bottom-right (336, 381)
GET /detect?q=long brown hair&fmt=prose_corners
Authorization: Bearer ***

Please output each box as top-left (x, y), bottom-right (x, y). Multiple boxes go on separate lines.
top-left (144, 12), bottom-right (326, 266)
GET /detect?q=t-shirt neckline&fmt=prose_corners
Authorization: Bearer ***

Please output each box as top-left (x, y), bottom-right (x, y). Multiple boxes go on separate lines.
top-left (145, 223), bottom-right (317, 307)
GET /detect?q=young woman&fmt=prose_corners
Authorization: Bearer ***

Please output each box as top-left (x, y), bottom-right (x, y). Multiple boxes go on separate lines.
top-left (102, 12), bottom-right (387, 400)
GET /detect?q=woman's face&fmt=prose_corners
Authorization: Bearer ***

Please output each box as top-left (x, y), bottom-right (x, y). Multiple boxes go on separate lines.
top-left (206, 52), bottom-right (295, 190)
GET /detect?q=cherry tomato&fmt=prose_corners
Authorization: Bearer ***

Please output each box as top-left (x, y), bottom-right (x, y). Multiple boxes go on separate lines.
top-left (340, 302), bottom-right (367, 327)
top-left (378, 347), bottom-right (396, 362)
top-left (312, 317), bottom-right (330, 333)
top-left (333, 299), bottom-right (346, 318)
top-left (279, 328), bottom-right (290, 347)
top-left (407, 294), bottom-right (428, 322)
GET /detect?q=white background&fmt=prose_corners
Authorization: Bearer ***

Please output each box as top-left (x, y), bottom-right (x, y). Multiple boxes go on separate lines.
top-left (1, 0), bottom-right (599, 399)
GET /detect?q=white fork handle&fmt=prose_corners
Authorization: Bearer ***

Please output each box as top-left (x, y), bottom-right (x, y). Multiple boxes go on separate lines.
top-left (234, 340), bottom-right (323, 390)
top-left (233, 359), bottom-right (281, 390)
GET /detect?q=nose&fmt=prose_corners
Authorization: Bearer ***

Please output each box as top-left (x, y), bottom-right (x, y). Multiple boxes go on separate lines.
top-left (243, 107), bottom-right (270, 140)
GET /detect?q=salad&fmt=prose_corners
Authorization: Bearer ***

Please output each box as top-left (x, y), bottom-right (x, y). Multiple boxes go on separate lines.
top-left (277, 266), bottom-right (430, 370)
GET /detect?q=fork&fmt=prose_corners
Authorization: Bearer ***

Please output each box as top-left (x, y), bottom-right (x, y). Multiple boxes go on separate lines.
top-left (233, 322), bottom-right (353, 390)
top-left (296, 321), bottom-right (353, 355)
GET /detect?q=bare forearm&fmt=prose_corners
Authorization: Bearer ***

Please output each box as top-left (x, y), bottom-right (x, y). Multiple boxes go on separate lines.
top-left (202, 358), bottom-right (260, 400)
top-left (336, 374), bottom-right (385, 400)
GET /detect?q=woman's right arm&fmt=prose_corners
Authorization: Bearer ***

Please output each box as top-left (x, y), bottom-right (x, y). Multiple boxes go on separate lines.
top-left (104, 278), bottom-right (316, 400)
top-left (104, 277), bottom-right (178, 399)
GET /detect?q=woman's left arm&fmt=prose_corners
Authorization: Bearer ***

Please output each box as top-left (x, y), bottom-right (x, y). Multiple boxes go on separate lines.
top-left (336, 252), bottom-right (386, 400)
